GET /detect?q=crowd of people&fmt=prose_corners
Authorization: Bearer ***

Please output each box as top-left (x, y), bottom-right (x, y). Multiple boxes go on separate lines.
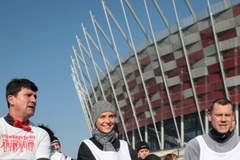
top-left (0, 78), bottom-right (239, 160)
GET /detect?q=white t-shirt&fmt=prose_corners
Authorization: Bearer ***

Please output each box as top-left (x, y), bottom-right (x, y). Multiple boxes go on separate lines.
top-left (83, 139), bottom-right (131, 160)
top-left (0, 117), bottom-right (51, 159)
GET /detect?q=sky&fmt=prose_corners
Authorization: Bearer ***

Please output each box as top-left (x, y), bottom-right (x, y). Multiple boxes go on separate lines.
top-left (0, 0), bottom-right (223, 158)
top-left (0, 0), bottom-right (105, 158)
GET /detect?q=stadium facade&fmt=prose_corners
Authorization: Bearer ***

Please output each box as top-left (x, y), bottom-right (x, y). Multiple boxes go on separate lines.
top-left (71, 0), bottom-right (240, 157)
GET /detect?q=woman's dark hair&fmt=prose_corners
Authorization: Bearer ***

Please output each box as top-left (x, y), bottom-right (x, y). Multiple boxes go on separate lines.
top-left (164, 153), bottom-right (177, 160)
top-left (38, 124), bottom-right (55, 141)
top-left (113, 123), bottom-right (119, 134)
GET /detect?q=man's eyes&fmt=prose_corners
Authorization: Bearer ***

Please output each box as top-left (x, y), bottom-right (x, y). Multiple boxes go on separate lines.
top-left (25, 93), bottom-right (37, 98)
top-left (215, 114), bottom-right (232, 117)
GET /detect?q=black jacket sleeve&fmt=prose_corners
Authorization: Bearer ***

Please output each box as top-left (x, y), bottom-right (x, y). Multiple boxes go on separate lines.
top-left (77, 141), bottom-right (96, 160)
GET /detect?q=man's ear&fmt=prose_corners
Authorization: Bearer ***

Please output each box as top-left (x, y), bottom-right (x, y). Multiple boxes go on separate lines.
top-left (207, 112), bottom-right (211, 121)
top-left (8, 95), bottom-right (15, 106)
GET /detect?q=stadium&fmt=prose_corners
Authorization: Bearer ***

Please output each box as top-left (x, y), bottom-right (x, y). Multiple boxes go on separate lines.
top-left (71, 0), bottom-right (240, 158)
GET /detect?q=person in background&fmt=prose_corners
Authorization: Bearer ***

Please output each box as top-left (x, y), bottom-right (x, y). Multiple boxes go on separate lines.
top-left (184, 98), bottom-right (240, 160)
top-left (164, 153), bottom-right (177, 160)
top-left (51, 136), bottom-right (62, 152)
top-left (51, 136), bottom-right (73, 160)
top-left (136, 141), bottom-right (150, 160)
top-left (136, 141), bottom-right (161, 160)
top-left (0, 78), bottom-right (51, 159)
top-left (230, 115), bottom-right (236, 132)
top-left (38, 124), bottom-right (73, 160)
top-left (77, 100), bottom-right (137, 160)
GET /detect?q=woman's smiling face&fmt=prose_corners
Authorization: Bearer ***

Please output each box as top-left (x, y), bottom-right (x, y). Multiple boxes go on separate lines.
top-left (96, 111), bottom-right (116, 133)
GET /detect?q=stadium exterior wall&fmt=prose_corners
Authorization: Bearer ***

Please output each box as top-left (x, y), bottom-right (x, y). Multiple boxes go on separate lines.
top-left (71, 1), bottom-right (240, 157)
